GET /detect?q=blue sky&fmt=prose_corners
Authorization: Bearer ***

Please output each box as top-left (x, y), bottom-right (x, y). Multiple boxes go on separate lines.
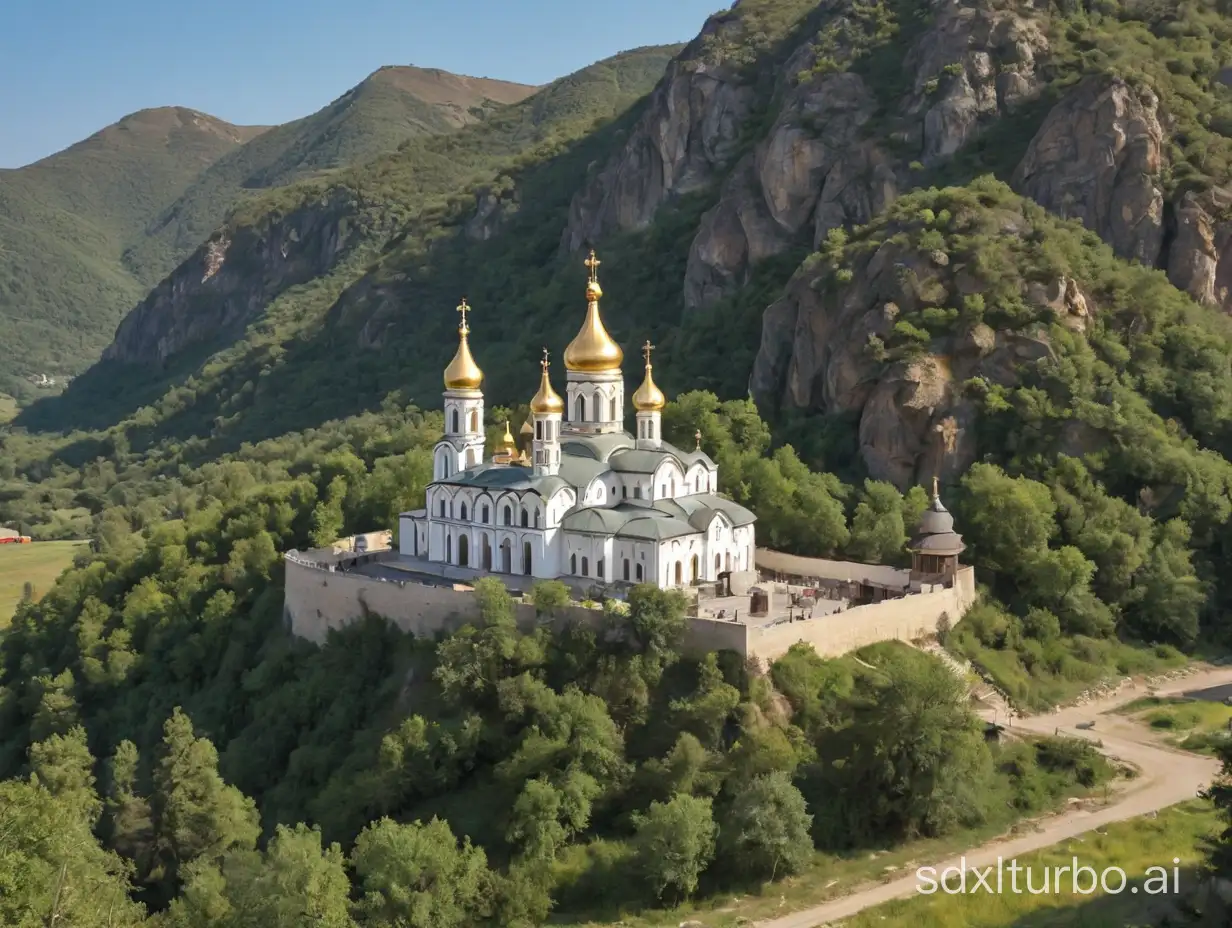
top-left (2, 0), bottom-right (723, 168)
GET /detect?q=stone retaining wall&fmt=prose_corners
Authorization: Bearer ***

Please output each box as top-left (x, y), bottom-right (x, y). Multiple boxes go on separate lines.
top-left (284, 546), bottom-right (976, 662)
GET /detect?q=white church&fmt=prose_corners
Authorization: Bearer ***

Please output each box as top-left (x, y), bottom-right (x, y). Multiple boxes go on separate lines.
top-left (399, 251), bottom-right (756, 589)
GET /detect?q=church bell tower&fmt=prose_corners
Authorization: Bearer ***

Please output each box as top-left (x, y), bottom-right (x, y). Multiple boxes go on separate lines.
top-left (434, 298), bottom-right (486, 481)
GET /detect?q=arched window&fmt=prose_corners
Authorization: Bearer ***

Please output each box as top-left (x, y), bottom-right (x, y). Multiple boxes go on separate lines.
top-left (570, 553), bottom-right (577, 574)
top-left (670, 478), bottom-right (676, 496)
top-left (520, 508), bottom-right (529, 527)
top-left (609, 396), bottom-right (617, 421)
top-left (536, 420), bottom-right (543, 440)
top-left (523, 541), bottom-right (532, 576)
top-left (446, 534), bottom-right (452, 562)
top-left (597, 559), bottom-right (604, 580)
top-left (581, 556), bottom-right (590, 576)
top-left (460, 502), bottom-right (468, 521)
top-left (469, 410), bottom-right (479, 432)
top-left (674, 561), bottom-right (683, 586)
top-left (576, 396), bottom-right (586, 421)
top-left (635, 563), bottom-right (643, 582)
top-left (690, 554), bottom-right (699, 582)
top-left (459, 534), bottom-right (469, 566)
top-left (534, 510), bottom-right (541, 528)
top-left (715, 554), bottom-right (721, 573)
top-left (481, 504), bottom-right (490, 523)
top-left (451, 409), bottom-right (460, 433)
top-left (623, 559), bottom-right (630, 581)
top-left (622, 486), bottom-right (627, 499)
top-left (439, 499), bottom-right (446, 517)
top-left (503, 505), bottom-right (511, 526)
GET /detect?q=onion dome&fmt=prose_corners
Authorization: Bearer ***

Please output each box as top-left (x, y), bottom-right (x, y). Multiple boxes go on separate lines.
top-left (564, 250), bottom-right (623, 373)
top-left (530, 349), bottom-right (565, 415)
top-left (908, 477), bottom-right (965, 556)
top-left (443, 298), bottom-right (483, 391)
top-left (632, 340), bottom-right (666, 412)
top-left (519, 418), bottom-right (533, 437)
top-left (498, 420), bottom-right (518, 459)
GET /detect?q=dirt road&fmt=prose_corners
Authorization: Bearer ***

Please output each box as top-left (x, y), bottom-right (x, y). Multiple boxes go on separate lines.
top-left (756, 667), bottom-right (1232, 928)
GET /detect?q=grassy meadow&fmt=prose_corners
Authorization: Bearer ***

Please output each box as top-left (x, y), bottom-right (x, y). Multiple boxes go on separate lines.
top-left (839, 801), bottom-right (1220, 928)
top-left (0, 394), bottom-right (16, 424)
top-left (0, 539), bottom-right (86, 626)
top-left (1117, 696), bottom-right (1232, 756)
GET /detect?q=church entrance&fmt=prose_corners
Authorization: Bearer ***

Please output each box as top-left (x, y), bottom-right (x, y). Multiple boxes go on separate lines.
top-left (458, 534), bottom-right (468, 567)
top-left (500, 539), bottom-right (512, 574)
top-left (674, 561), bottom-right (683, 586)
top-left (481, 535), bottom-right (493, 571)
top-left (690, 555), bottom-right (699, 582)
top-left (523, 542), bottom-right (532, 576)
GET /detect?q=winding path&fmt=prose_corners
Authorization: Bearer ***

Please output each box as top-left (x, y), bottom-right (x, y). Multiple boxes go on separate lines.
top-left (756, 666), bottom-right (1232, 928)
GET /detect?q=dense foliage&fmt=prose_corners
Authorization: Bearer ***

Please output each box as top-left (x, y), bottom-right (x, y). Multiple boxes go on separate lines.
top-left (0, 397), bottom-right (1112, 921)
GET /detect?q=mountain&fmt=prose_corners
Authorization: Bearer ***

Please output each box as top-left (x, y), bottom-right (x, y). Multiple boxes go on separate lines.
top-left (0, 107), bottom-right (265, 400)
top-left (35, 1), bottom-right (1232, 452)
top-left (123, 67), bottom-right (539, 282)
top-left (22, 45), bottom-right (682, 434)
top-left (0, 69), bottom-right (538, 405)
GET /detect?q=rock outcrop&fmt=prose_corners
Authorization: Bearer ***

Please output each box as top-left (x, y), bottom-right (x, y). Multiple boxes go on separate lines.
top-left (680, 0), bottom-right (1048, 312)
top-left (748, 196), bottom-right (1093, 489)
top-left (561, 16), bottom-right (757, 253)
top-left (103, 201), bottom-right (358, 364)
top-left (1012, 76), bottom-right (1232, 313)
top-left (1013, 77), bottom-right (1166, 266)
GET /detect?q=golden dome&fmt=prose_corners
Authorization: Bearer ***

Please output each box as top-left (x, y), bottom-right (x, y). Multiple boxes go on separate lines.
top-left (530, 350), bottom-right (565, 415)
top-left (519, 418), bottom-right (533, 436)
top-left (564, 250), bottom-right (623, 373)
top-left (499, 420), bottom-right (518, 457)
top-left (632, 340), bottom-right (666, 412)
top-left (444, 298), bottom-right (483, 391)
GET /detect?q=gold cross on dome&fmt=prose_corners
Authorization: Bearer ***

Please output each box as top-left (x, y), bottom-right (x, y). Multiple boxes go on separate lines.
top-left (541, 347), bottom-right (550, 371)
top-left (695, 429), bottom-right (702, 451)
top-left (584, 249), bottom-right (601, 283)
top-left (932, 474), bottom-right (940, 498)
top-left (456, 297), bottom-right (471, 331)
top-left (642, 340), bottom-right (655, 366)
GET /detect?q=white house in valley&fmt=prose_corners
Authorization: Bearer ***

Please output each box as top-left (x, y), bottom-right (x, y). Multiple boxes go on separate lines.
top-left (399, 251), bottom-right (756, 589)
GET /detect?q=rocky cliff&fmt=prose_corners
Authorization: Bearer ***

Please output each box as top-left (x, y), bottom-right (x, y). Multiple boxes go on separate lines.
top-left (103, 199), bottom-right (359, 364)
top-left (561, 0), bottom-right (1232, 484)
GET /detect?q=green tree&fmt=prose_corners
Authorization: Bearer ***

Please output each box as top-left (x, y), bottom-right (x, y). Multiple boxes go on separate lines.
top-left (631, 794), bottom-right (717, 903)
top-left (105, 739), bottom-right (156, 880)
top-left (28, 725), bottom-right (101, 826)
top-left (351, 817), bottom-right (491, 928)
top-left (719, 770), bottom-right (813, 880)
top-left (847, 479), bottom-right (910, 565)
top-left (670, 653), bottom-right (741, 749)
top-left (0, 778), bottom-right (146, 927)
top-left (808, 651), bottom-right (993, 847)
top-left (152, 708), bottom-right (260, 890)
top-left (309, 475), bottom-right (348, 547)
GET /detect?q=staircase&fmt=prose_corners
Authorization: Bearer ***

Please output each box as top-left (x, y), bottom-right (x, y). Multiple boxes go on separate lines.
top-left (915, 638), bottom-right (1016, 721)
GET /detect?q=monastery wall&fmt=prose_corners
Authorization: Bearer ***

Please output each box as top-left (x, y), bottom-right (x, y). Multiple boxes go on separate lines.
top-left (747, 575), bottom-right (972, 662)
top-left (285, 547), bottom-right (976, 663)
top-left (284, 554), bottom-right (605, 645)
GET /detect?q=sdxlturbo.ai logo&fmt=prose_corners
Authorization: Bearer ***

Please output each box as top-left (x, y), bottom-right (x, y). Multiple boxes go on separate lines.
top-left (917, 857), bottom-right (1182, 896)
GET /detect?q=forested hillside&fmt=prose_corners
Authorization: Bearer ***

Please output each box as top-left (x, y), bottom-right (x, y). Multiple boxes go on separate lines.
top-left (8, 0), bottom-right (1232, 922)
top-left (0, 69), bottom-right (537, 404)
